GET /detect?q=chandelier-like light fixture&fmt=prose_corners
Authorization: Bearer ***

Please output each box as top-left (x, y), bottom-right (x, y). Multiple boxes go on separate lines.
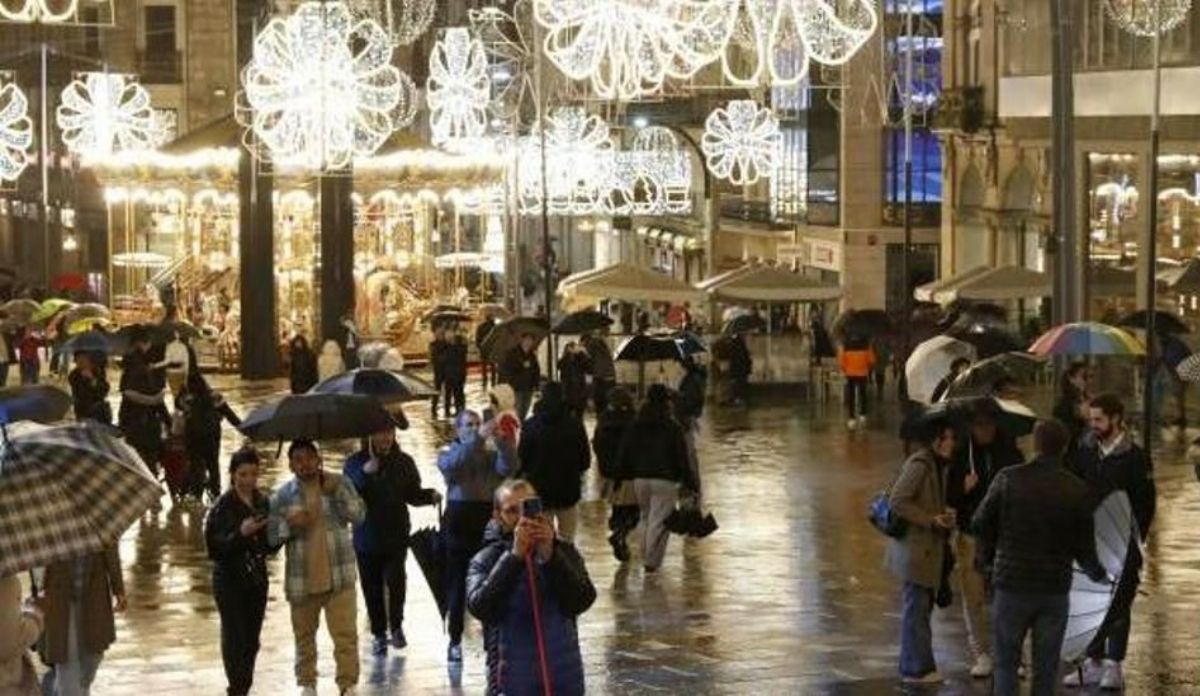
top-left (612, 126), bottom-right (693, 215)
top-left (534, 0), bottom-right (733, 100)
top-left (242, 1), bottom-right (408, 170)
top-left (0, 74), bottom-right (33, 181)
top-left (57, 72), bottom-right (160, 159)
top-left (1104, 0), bottom-right (1192, 36)
top-left (0, 0), bottom-right (79, 23)
top-left (427, 27), bottom-right (491, 148)
top-left (519, 107), bottom-right (614, 216)
top-left (702, 99), bottom-right (781, 185)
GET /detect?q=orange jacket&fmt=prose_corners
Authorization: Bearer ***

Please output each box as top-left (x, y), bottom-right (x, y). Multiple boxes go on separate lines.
top-left (838, 346), bottom-right (876, 378)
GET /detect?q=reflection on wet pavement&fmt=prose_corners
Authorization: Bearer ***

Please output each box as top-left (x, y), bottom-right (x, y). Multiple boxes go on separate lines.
top-left (72, 377), bottom-right (1200, 694)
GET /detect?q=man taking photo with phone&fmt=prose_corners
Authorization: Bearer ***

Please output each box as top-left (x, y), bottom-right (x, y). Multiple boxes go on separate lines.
top-left (467, 480), bottom-right (596, 696)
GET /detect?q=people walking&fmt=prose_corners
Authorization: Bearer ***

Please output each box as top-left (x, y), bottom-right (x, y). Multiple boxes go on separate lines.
top-left (288, 335), bottom-right (319, 394)
top-left (428, 327), bottom-right (447, 419)
top-left (616, 385), bottom-right (697, 572)
top-left (500, 333), bottom-right (541, 420)
top-left (442, 326), bottom-right (468, 418)
top-left (518, 382), bottom-right (590, 543)
top-left (838, 336), bottom-right (876, 430)
top-left (437, 410), bottom-right (516, 663)
top-left (178, 373), bottom-right (242, 500)
top-left (467, 479), bottom-right (597, 696)
top-left (1, 573), bottom-right (42, 695)
top-left (204, 448), bottom-right (277, 696)
top-left (557, 342), bottom-right (591, 416)
top-left (973, 420), bottom-right (1106, 696)
top-left (581, 329), bottom-right (615, 415)
top-left (39, 548), bottom-right (126, 696)
top-left (593, 386), bottom-right (638, 562)
top-left (944, 402), bottom-right (1024, 678)
top-left (1064, 394), bottom-right (1157, 690)
top-left (268, 440), bottom-right (365, 696)
top-left (119, 328), bottom-right (167, 478)
top-left (723, 332), bottom-right (752, 407)
top-left (343, 426), bottom-right (442, 656)
top-left (317, 340), bottom-right (346, 383)
top-left (885, 419), bottom-right (956, 684)
top-left (675, 356), bottom-right (708, 499)
top-left (68, 351), bottom-right (110, 425)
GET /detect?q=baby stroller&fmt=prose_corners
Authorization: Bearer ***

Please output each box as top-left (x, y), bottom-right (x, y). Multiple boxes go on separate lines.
top-left (161, 410), bottom-right (190, 501)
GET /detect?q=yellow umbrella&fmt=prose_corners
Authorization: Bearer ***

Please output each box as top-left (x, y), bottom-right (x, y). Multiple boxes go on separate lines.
top-left (30, 299), bottom-right (74, 325)
top-left (67, 317), bottom-right (114, 336)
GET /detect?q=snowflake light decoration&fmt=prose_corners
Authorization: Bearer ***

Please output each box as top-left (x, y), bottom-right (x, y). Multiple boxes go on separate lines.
top-left (427, 27), bottom-right (491, 148)
top-left (242, 1), bottom-right (406, 170)
top-left (1104, 0), bottom-right (1192, 36)
top-left (519, 108), bottom-right (614, 216)
top-left (0, 74), bottom-right (32, 181)
top-left (701, 99), bottom-right (781, 185)
top-left (57, 72), bottom-right (160, 158)
top-left (611, 127), bottom-right (693, 215)
top-left (534, 0), bottom-right (734, 100)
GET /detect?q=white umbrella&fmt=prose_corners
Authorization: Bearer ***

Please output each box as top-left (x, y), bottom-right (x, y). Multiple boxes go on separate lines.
top-left (905, 335), bottom-right (977, 405)
top-left (1063, 491), bottom-right (1134, 661)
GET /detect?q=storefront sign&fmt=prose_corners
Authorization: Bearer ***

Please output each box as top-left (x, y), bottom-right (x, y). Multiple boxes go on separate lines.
top-left (805, 238), bottom-right (841, 271)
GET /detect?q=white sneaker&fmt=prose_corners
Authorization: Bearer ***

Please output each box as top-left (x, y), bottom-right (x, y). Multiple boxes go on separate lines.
top-left (1063, 658), bottom-right (1104, 687)
top-left (969, 654), bottom-right (994, 678)
top-left (300, 687), bottom-right (317, 696)
top-left (1099, 660), bottom-right (1124, 690)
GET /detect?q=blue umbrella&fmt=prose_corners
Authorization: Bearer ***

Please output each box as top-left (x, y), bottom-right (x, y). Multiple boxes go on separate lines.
top-left (61, 330), bottom-right (125, 355)
top-left (0, 385), bottom-right (72, 426)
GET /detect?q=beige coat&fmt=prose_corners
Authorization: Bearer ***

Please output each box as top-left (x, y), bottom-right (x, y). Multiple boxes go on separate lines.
top-left (884, 448), bottom-right (949, 589)
top-left (0, 575), bottom-right (42, 695)
top-left (41, 549), bottom-right (124, 665)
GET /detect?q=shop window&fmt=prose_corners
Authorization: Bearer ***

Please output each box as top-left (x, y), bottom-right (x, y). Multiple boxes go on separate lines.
top-left (885, 128), bottom-right (942, 204)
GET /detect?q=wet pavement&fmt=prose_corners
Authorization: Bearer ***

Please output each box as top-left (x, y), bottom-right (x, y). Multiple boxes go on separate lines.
top-left (39, 376), bottom-right (1200, 694)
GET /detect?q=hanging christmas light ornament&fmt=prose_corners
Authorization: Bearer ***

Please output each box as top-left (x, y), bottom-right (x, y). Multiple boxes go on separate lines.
top-left (701, 99), bottom-right (781, 185)
top-left (427, 27), bottom-right (491, 148)
top-left (57, 72), bottom-right (160, 159)
top-left (518, 107), bottom-right (614, 216)
top-left (346, 0), bottom-right (435, 45)
top-left (1104, 0), bottom-right (1192, 36)
top-left (534, 0), bottom-right (733, 100)
top-left (0, 0), bottom-right (80, 23)
top-left (721, 0), bottom-right (879, 86)
top-left (612, 126), bottom-right (693, 215)
top-left (0, 74), bottom-right (32, 181)
top-left (241, 1), bottom-right (407, 170)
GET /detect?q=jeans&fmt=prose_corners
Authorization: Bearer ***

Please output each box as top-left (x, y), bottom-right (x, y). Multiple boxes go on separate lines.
top-left (899, 581), bottom-right (936, 678)
top-left (844, 377), bottom-right (868, 419)
top-left (515, 389), bottom-right (533, 421)
top-left (0, 362), bottom-right (8, 386)
top-left (289, 586), bottom-right (359, 691)
top-left (634, 479), bottom-right (678, 570)
top-left (443, 379), bottom-right (465, 416)
top-left (20, 360), bottom-right (38, 385)
top-left (443, 501), bottom-right (493, 645)
top-left (953, 532), bottom-right (991, 659)
top-left (992, 590), bottom-right (1069, 696)
top-left (214, 575), bottom-right (268, 696)
top-left (357, 547), bottom-right (409, 639)
top-left (1086, 561), bottom-right (1140, 662)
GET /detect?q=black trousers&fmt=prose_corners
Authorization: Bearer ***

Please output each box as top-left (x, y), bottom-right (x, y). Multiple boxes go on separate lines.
top-left (443, 501), bottom-right (493, 644)
top-left (1086, 561), bottom-right (1141, 662)
top-left (443, 379), bottom-right (466, 416)
top-left (214, 575), bottom-right (267, 696)
top-left (357, 547), bottom-right (409, 639)
top-left (592, 378), bottom-right (614, 415)
top-left (188, 443), bottom-right (221, 499)
top-left (845, 377), bottom-right (869, 419)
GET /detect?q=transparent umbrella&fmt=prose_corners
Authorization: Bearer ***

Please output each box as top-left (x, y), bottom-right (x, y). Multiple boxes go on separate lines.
top-left (1063, 491), bottom-right (1134, 661)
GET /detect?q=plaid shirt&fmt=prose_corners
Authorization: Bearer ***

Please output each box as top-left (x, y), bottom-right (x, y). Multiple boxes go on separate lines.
top-left (268, 473), bottom-right (365, 602)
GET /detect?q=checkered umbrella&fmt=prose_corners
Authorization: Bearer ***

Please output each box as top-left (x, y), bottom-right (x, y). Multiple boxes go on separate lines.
top-left (1176, 352), bottom-right (1200, 383)
top-left (0, 421), bottom-right (162, 576)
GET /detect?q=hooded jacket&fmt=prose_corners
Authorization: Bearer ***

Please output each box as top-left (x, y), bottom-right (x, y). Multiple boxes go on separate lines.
top-left (592, 406), bottom-right (635, 481)
top-left (614, 410), bottom-right (695, 489)
top-left (467, 520), bottom-right (596, 696)
top-left (317, 340), bottom-right (346, 382)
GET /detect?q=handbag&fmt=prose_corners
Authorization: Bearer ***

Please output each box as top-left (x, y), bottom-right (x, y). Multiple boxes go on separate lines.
top-left (867, 491), bottom-right (907, 538)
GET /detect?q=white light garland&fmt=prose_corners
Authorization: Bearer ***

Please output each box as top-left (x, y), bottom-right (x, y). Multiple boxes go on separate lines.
top-left (0, 74), bottom-right (33, 182)
top-left (1104, 0), bottom-right (1192, 36)
top-left (702, 99), bottom-right (781, 185)
top-left (57, 72), bottom-right (160, 159)
top-left (348, 0), bottom-right (435, 45)
top-left (518, 107), bottom-right (614, 216)
top-left (242, 1), bottom-right (406, 170)
top-left (427, 27), bottom-right (491, 148)
top-left (0, 0), bottom-right (79, 23)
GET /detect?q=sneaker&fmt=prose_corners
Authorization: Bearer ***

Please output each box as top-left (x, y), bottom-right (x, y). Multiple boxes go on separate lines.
top-left (901, 671), bottom-right (943, 684)
top-left (447, 642), bottom-right (463, 663)
top-left (390, 629), bottom-right (407, 650)
top-left (371, 635), bottom-right (388, 656)
top-left (299, 687), bottom-right (317, 696)
top-left (1099, 660), bottom-right (1124, 690)
top-left (1063, 658), bottom-right (1105, 687)
top-left (969, 654), bottom-right (994, 678)
top-left (608, 533), bottom-right (630, 562)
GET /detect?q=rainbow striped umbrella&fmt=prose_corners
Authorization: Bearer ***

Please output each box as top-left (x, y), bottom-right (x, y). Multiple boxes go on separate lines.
top-left (1029, 322), bottom-right (1145, 357)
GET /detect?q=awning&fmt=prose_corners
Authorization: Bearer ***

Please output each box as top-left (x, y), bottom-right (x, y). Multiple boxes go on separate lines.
top-left (1159, 258), bottom-right (1200, 293)
top-left (949, 265), bottom-right (1052, 302)
top-left (914, 265), bottom-right (991, 303)
top-left (697, 264), bottom-right (841, 302)
top-left (557, 263), bottom-right (704, 308)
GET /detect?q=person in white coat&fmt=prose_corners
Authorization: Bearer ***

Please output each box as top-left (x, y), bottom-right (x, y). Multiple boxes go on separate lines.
top-left (318, 340), bottom-right (347, 382)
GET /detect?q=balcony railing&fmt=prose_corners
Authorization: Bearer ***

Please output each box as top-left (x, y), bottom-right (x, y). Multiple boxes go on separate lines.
top-left (137, 51), bottom-right (181, 84)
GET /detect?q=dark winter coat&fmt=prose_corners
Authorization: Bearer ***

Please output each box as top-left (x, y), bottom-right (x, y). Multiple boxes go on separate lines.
top-left (467, 521), bottom-right (596, 696)
top-left (204, 488), bottom-right (276, 588)
top-left (500, 346), bottom-right (541, 393)
top-left (343, 444), bottom-right (438, 554)
top-left (581, 334), bottom-right (615, 382)
top-left (973, 456), bottom-right (1105, 594)
top-left (179, 386), bottom-right (241, 453)
top-left (68, 368), bottom-right (110, 423)
top-left (1070, 433), bottom-right (1157, 566)
top-left (289, 343), bottom-right (319, 394)
top-left (614, 413), bottom-right (695, 489)
top-left (592, 407), bottom-right (635, 480)
top-left (727, 337), bottom-right (752, 379)
top-left (945, 435), bottom-right (1025, 533)
top-left (675, 366), bottom-right (707, 424)
top-left (429, 338), bottom-right (448, 386)
top-left (557, 353), bottom-right (591, 411)
top-left (518, 405), bottom-right (591, 509)
top-left (442, 338), bottom-right (469, 385)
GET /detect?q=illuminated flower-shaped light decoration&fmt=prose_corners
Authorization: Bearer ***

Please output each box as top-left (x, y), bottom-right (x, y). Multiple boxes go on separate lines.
top-left (534, 0), bottom-right (733, 100)
top-left (0, 75), bottom-right (32, 181)
top-left (721, 0), bottom-right (878, 86)
top-left (0, 0), bottom-right (82, 23)
top-left (346, 0), bottom-right (435, 45)
top-left (427, 27), bottom-right (491, 148)
top-left (242, 1), bottom-right (405, 170)
top-left (57, 72), bottom-right (160, 158)
top-left (611, 126), bottom-right (693, 215)
top-left (701, 99), bottom-right (781, 185)
top-left (1104, 0), bottom-right (1192, 36)
top-left (519, 107), bottom-right (614, 216)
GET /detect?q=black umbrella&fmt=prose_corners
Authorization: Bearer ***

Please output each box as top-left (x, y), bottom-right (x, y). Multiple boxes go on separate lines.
top-left (903, 396), bottom-right (1037, 441)
top-left (479, 316), bottom-right (550, 362)
top-left (422, 304), bottom-right (465, 323)
top-left (0, 385), bottom-right (72, 425)
top-left (154, 320), bottom-right (203, 343)
top-left (1160, 333), bottom-right (1192, 370)
top-left (941, 301), bottom-right (1008, 328)
top-left (833, 309), bottom-right (893, 341)
top-left (945, 351), bottom-right (1046, 399)
top-left (615, 334), bottom-right (685, 363)
top-left (664, 505), bottom-right (719, 538)
top-left (238, 394), bottom-right (397, 442)
top-left (428, 311), bottom-right (471, 329)
top-left (673, 331), bottom-right (707, 357)
top-left (310, 368), bottom-right (437, 404)
top-left (1117, 310), bottom-right (1189, 335)
top-left (409, 517), bottom-right (448, 619)
top-left (722, 314), bottom-right (768, 336)
top-left (552, 309), bottom-right (613, 335)
top-left (61, 330), bottom-right (126, 355)
top-left (944, 323), bottom-right (1022, 358)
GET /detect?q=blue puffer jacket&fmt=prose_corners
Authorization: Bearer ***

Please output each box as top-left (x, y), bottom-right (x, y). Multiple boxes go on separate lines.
top-left (467, 520), bottom-right (596, 696)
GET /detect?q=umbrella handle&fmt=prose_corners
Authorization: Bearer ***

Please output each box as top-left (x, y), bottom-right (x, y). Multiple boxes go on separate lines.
top-left (28, 569), bottom-right (38, 600)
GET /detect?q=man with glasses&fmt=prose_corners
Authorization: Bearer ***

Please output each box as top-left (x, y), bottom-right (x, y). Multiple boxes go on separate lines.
top-left (438, 409), bottom-right (516, 664)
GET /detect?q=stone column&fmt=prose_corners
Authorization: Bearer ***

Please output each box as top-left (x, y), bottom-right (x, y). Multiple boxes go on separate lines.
top-left (319, 173), bottom-right (355, 347)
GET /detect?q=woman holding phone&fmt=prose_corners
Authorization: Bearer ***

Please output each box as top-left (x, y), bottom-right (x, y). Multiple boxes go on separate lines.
top-left (204, 447), bottom-right (277, 696)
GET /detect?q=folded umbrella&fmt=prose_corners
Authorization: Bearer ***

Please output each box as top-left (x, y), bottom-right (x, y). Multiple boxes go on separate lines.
top-left (1063, 491), bottom-right (1133, 661)
top-left (310, 367), bottom-right (437, 404)
top-left (480, 316), bottom-right (550, 363)
top-left (615, 334), bottom-right (685, 363)
top-left (0, 421), bottom-right (162, 576)
top-left (945, 351), bottom-right (1045, 399)
top-left (552, 309), bottom-right (613, 335)
top-left (239, 393), bottom-right (398, 442)
top-left (409, 507), bottom-right (448, 619)
top-left (0, 385), bottom-right (72, 425)
top-left (905, 335), bottom-right (978, 405)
